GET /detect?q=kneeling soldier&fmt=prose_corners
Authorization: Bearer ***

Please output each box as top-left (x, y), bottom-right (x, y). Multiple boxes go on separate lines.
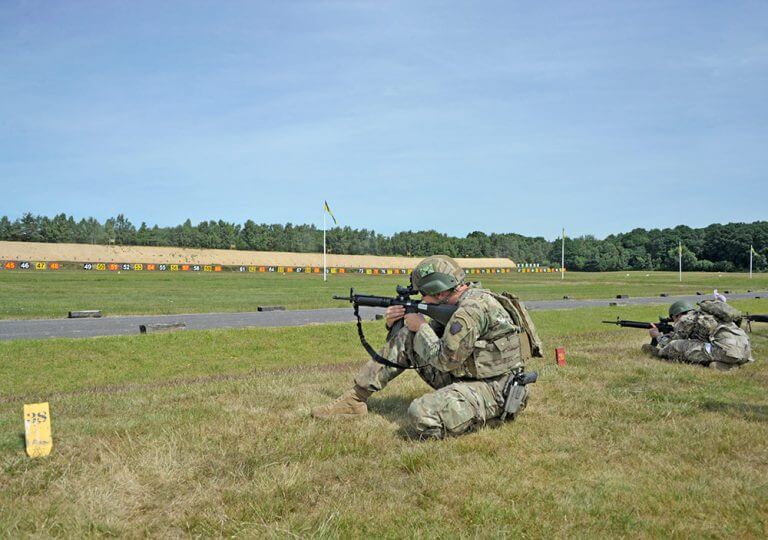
top-left (312, 255), bottom-right (541, 438)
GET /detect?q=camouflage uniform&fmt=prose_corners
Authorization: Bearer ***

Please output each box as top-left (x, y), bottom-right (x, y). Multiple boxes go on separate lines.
top-left (354, 284), bottom-right (525, 438)
top-left (656, 310), bottom-right (753, 367)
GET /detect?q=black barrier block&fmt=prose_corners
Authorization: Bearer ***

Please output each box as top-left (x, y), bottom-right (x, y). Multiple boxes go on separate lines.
top-left (723, 290), bottom-right (731, 294)
top-left (258, 306), bottom-right (286, 312)
top-left (139, 323), bottom-right (186, 334)
top-left (616, 294), bottom-right (629, 299)
top-left (609, 302), bottom-right (618, 307)
top-left (562, 296), bottom-right (571, 300)
top-left (374, 314), bottom-right (385, 320)
top-left (660, 293), bottom-right (668, 297)
top-left (68, 310), bottom-right (102, 319)
top-left (696, 291), bottom-right (703, 295)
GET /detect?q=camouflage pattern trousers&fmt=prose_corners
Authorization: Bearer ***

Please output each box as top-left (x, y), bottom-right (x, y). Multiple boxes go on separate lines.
top-left (354, 324), bottom-right (511, 438)
top-left (658, 339), bottom-right (743, 367)
top-left (658, 339), bottom-right (714, 365)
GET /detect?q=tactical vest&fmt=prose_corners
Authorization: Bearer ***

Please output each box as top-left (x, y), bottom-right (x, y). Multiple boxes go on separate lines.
top-left (458, 290), bottom-right (544, 379)
top-left (683, 311), bottom-right (719, 342)
top-left (466, 333), bottom-right (524, 379)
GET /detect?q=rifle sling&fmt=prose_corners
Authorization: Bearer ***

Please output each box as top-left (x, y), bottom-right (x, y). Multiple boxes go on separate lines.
top-left (353, 303), bottom-right (424, 370)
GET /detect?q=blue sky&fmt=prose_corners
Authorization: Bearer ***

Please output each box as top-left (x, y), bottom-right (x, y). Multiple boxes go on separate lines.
top-left (1, 1), bottom-right (766, 240)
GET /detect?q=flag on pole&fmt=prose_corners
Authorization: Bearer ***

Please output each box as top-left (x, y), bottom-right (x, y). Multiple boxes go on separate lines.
top-left (560, 227), bottom-right (565, 280)
top-left (323, 200), bottom-right (337, 225)
top-left (752, 245), bottom-right (759, 255)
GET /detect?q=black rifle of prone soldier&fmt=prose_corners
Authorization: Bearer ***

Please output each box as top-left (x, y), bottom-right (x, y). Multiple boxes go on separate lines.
top-left (334, 286), bottom-right (458, 369)
top-left (601, 317), bottom-right (674, 346)
top-left (742, 313), bottom-right (768, 332)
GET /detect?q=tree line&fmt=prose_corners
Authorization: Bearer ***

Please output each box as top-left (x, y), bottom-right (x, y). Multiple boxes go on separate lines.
top-left (1, 213), bottom-right (765, 272)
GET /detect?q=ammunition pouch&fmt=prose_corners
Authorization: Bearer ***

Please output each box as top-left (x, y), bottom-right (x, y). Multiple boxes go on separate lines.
top-left (466, 332), bottom-right (524, 379)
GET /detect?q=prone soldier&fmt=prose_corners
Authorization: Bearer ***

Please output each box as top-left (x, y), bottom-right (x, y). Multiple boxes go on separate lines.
top-left (642, 300), bottom-right (753, 371)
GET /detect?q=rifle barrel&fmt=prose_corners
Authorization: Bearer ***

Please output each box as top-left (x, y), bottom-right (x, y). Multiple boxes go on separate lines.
top-left (602, 319), bottom-right (654, 329)
top-left (333, 290), bottom-right (458, 325)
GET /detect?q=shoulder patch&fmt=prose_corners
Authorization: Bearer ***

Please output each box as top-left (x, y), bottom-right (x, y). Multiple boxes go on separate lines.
top-left (449, 321), bottom-right (463, 335)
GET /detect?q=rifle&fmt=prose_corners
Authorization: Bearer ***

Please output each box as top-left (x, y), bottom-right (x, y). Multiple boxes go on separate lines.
top-left (741, 313), bottom-right (768, 332)
top-left (601, 317), bottom-right (674, 346)
top-left (334, 286), bottom-right (458, 369)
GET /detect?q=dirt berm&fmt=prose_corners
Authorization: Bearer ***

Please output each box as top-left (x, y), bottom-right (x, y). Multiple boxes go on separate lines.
top-left (0, 241), bottom-right (515, 269)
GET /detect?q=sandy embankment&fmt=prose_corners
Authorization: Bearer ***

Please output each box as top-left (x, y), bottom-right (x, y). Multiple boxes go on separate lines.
top-left (0, 241), bottom-right (515, 269)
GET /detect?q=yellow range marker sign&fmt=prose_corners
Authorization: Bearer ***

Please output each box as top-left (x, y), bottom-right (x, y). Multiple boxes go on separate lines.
top-left (24, 402), bottom-right (52, 458)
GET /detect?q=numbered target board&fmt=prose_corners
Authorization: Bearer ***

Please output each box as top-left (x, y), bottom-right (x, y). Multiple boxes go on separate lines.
top-left (24, 402), bottom-right (53, 458)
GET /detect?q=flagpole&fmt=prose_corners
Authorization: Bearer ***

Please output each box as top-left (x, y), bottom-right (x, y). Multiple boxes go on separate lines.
top-left (561, 227), bottom-right (565, 280)
top-left (750, 245), bottom-right (753, 279)
top-left (678, 241), bottom-right (682, 282)
top-left (323, 211), bottom-right (327, 282)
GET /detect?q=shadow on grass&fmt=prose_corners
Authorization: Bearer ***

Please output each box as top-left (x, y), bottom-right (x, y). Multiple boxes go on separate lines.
top-left (701, 400), bottom-right (768, 422)
top-left (368, 394), bottom-right (421, 440)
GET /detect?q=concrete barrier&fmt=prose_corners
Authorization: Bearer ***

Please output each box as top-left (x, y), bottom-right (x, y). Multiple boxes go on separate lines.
top-left (68, 310), bottom-right (102, 319)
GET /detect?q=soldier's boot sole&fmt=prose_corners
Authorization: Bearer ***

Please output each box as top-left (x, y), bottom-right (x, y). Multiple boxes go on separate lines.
top-left (709, 361), bottom-right (737, 372)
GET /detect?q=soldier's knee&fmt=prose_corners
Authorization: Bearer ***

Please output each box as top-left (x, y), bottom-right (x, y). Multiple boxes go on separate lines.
top-left (407, 398), bottom-right (444, 439)
top-left (407, 391), bottom-right (477, 439)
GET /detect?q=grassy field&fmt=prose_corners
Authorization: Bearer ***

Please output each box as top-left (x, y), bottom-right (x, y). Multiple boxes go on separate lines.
top-left (1, 268), bottom-right (767, 319)
top-left (2, 298), bottom-right (767, 536)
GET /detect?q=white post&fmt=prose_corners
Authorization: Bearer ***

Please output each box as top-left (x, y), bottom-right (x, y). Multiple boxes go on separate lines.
top-left (678, 241), bottom-right (682, 282)
top-left (323, 211), bottom-right (327, 282)
top-left (561, 227), bottom-right (565, 280)
top-left (750, 245), bottom-right (753, 279)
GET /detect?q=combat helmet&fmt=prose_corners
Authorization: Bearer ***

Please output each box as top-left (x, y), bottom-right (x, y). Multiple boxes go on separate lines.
top-left (411, 255), bottom-right (466, 295)
top-left (669, 300), bottom-right (695, 318)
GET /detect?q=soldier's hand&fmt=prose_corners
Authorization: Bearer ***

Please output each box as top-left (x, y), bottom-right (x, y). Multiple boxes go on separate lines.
top-left (404, 313), bottom-right (427, 332)
top-left (385, 305), bottom-right (406, 328)
top-left (649, 323), bottom-right (660, 339)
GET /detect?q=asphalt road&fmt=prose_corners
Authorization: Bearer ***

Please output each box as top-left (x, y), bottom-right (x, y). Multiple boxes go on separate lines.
top-left (0, 292), bottom-right (765, 341)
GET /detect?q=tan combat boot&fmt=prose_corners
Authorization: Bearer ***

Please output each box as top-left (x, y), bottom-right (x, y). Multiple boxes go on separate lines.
top-left (311, 385), bottom-right (372, 418)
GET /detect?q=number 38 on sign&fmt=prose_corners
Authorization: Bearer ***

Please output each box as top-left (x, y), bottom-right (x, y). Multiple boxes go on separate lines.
top-left (24, 402), bottom-right (53, 458)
